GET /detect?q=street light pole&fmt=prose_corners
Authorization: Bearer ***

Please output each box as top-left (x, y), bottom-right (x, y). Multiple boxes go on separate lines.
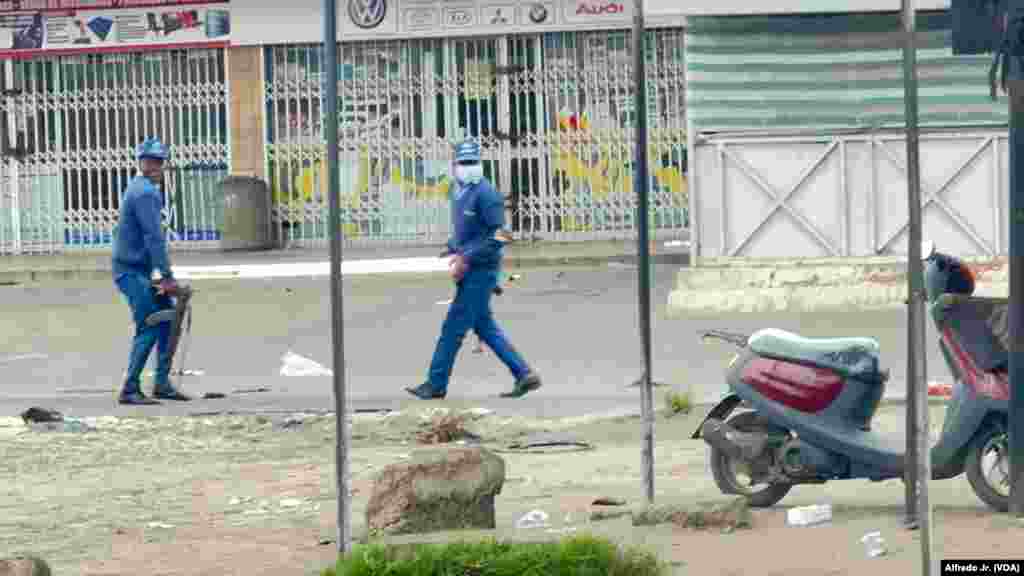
top-left (323, 0), bottom-right (351, 554)
top-left (900, 1), bottom-right (933, 573)
top-left (1007, 2), bottom-right (1024, 518)
top-left (632, 0), bottom-right (655, 505)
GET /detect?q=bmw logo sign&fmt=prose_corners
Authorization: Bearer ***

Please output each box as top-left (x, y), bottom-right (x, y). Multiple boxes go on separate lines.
top-left (348, 0), bottom-right (387, 29)
top-left (528, 3), bottom-right (549, 24)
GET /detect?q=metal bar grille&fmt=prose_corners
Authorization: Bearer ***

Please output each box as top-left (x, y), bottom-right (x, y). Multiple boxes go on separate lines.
top-left (0, 47), bottom-right (227, 255)
top-left (264, 29), bottom-right (689, 247)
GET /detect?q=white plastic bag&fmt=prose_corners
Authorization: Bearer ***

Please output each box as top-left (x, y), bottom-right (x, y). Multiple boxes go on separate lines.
top-left (279, 350), bottom-right (333, 377)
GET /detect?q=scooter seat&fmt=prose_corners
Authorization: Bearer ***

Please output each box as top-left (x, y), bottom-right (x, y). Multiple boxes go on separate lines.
top-left (748, 328), bottom-right (883, 381)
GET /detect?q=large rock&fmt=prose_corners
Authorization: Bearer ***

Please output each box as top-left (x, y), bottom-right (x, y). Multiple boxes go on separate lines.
top-left (0, 556), bottom-right (51, 576)
top-left (366, 446), bottom-right (506, 536)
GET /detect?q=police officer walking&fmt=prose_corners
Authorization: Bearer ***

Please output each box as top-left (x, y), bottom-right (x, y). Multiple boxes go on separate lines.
top-left (111, 137), bottom-right (192, 405)
top-left (406, 140), bottom-right (542, 400)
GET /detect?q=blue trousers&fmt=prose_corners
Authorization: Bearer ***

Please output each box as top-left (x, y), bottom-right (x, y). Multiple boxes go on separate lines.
top-left (427, 266), bottom-right (530, 394)
top-left (116, 272), bottom-right (174, 395)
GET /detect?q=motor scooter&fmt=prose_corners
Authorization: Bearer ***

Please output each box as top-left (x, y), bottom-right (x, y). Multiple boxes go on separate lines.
top-left (692, 241), bottom-right (1012, 512)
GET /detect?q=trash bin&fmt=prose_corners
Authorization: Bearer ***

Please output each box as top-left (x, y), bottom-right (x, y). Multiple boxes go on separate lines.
top-left (220, 175), bottom-right (273, 251)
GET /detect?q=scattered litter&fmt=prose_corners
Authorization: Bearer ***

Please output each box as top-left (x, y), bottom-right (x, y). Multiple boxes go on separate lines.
top-left (436, 298), bottom-right (454, 306)
top-left (417, 413), bottom-right (481, 445)
top-left (516, 510), bottom-right (551, 530)
top-left (928, 381), bottom-right (953, 398)
top-left (233, 387), bottom-right (271, 394)
top-left (146, 522), bottom-right (175, 529)
top-left (280, 351), bottom-right (333, 377)
top-left (592, 497), bottom-right (627, 507)
top-left (277, 416), bottom-right (308, 429)
top-left (860, 531), bottom-right (887, 558)
top-left (462, 407), bottom-right (494, 419)
top-left (627, 378), bottom-right (670, 388)
top-left (203, 392), bottom-right (227, 400)
top-left (19, 407), bottom-right (94, 433)
top-left (504, 432), bottom-right (593, 453)
top-left (786, 504), bottom-right (832, 527)
top-left (172, 369), bottom-right (205, 377)
top-left (280, 498), bottom-right (303, 508)
top-left (318, 538), bottom-right (335, 546)
top-left (20, 407), bottom-right (63, 424)
top-left (508, 274), bottom-right (522, 282)
top-left (0, 353), bottom-right (48, 364)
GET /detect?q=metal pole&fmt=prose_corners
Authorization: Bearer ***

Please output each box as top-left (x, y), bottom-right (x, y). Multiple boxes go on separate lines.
top-left (632, 0), bottom-right (655, 505)
top-left (901, 1), bottom-right (933, 573)
top-left (323, 0), bottom-right (351, 554)
top-left (3, 60), bottom-right (21, 255)
top-left (1008, 1), bottom-right (1024, 518)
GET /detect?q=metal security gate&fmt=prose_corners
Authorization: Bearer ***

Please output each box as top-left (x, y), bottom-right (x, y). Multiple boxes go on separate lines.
top-left (0, 48), bottom-right (228, 256)
top-left (691, 128), bottom-right (1009, 260)
top-left (264, 28), bottom-right (688, 248)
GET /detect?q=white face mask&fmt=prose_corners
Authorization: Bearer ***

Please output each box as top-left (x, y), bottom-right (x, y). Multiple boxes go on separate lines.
top-left (454, 163), bottom-right (483, 185)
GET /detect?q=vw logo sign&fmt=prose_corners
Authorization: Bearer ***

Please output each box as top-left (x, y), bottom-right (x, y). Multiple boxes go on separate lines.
top-left (348, 0), bottom-right (387, 29)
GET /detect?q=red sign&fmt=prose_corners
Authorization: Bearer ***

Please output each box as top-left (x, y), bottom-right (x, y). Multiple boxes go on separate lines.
top-left (576, 0), bottom-right (624, 15)
top-left (0, 0), bottom-right (222, 14)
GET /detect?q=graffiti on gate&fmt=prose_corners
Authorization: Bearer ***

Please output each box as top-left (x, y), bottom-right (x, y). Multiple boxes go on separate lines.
top-left (550, 110), bottom-right (688, 231)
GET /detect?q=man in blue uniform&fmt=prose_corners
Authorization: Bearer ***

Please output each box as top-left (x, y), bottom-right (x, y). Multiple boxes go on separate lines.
top-left (112, 137), bottom-right (192, 405)
top-left (406, 140), bottom-right (542, 400)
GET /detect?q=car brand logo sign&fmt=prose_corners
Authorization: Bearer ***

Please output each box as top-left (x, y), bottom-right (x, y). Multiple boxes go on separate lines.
top-left (528, 3), bottom-right (549, 23)
top-left (576, 0), bottom-right (624, 15)
top-left (349, 0), bottom-right (387, 29)
top-left (445, 8), bottom-right (473, 27)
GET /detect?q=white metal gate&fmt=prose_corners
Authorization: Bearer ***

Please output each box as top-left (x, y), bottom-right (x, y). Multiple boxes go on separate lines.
top-left (691, 128), bottom-right (1009, 260)
top-left (0, 48), bottom-right (228, 256)
top-left (264, 29), bottom-right (688, 248)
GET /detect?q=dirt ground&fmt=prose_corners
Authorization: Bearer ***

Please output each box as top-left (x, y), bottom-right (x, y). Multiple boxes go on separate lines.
top-left (2, 403), bottom-right (1022, 575)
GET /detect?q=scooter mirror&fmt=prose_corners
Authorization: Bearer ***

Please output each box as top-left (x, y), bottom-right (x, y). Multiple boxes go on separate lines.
top-left (921, 240), bottom-right (936, 260)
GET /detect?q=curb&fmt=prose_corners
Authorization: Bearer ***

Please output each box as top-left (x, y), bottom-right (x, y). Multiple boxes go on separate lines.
top-left (668, 257), bottom-right (1007, 315)
top-left (0, 251), bottom-right (691, 285)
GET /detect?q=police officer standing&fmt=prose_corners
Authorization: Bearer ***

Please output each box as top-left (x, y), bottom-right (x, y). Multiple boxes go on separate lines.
top-left (406, 140), bottom-right (542, 400)
top-left (111, 137), bottom-right (192, 405)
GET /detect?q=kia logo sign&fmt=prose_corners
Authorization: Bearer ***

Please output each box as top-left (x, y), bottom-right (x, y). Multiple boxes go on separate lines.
top-left (576, 0), bottom-right (624, 15)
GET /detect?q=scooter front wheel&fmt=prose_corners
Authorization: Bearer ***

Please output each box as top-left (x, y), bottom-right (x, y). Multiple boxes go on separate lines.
top-left (709, 411), bottom-right (793, 508)
top-left (965, 423), bottom-right (1009, 513)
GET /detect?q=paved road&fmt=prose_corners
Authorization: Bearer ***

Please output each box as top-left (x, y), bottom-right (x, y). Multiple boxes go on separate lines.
top-left (0, 263), bottom-right (952, 419)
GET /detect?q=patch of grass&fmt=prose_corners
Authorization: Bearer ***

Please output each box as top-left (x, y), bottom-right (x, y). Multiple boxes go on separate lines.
top-left (324, 534), bottom-right (665, 576)
top-left (664, 388), bottom-right (693, 416)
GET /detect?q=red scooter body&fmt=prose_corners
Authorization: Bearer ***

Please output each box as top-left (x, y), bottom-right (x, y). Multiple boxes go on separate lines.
top-left (693, 250), bottom-right (1012, 512)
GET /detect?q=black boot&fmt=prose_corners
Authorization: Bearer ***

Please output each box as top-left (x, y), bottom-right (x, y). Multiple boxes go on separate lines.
top-left (404, 382), bottom-right (447, 400)
top-left (119, 391), bottom-right (161, 405)
top-left (500, 372), bottom-right (542, 398)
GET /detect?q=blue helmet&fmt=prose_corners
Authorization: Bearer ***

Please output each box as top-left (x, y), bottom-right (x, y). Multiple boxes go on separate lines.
top-left (136, 137), bottom-right (169, 162)
top-left (454, 139), bottom-right (481, 164)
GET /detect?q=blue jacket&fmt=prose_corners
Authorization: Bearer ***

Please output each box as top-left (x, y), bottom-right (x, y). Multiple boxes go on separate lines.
top-left (446, 177), bottom-right (505, 270)
top-left (112, 175), bottom-right (173, 279)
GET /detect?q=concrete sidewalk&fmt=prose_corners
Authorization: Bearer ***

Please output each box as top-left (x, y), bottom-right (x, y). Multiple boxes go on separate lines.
top-left (669, 255), bottom-right (1008, 315)
top-left (0, 238), bottom-right (690, 284)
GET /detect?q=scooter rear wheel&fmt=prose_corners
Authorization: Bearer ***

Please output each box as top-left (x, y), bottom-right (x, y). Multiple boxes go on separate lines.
top-left (965, 423), bottom-right (1009, 513)
top-left (710, 411), bottom-right (793, 508)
